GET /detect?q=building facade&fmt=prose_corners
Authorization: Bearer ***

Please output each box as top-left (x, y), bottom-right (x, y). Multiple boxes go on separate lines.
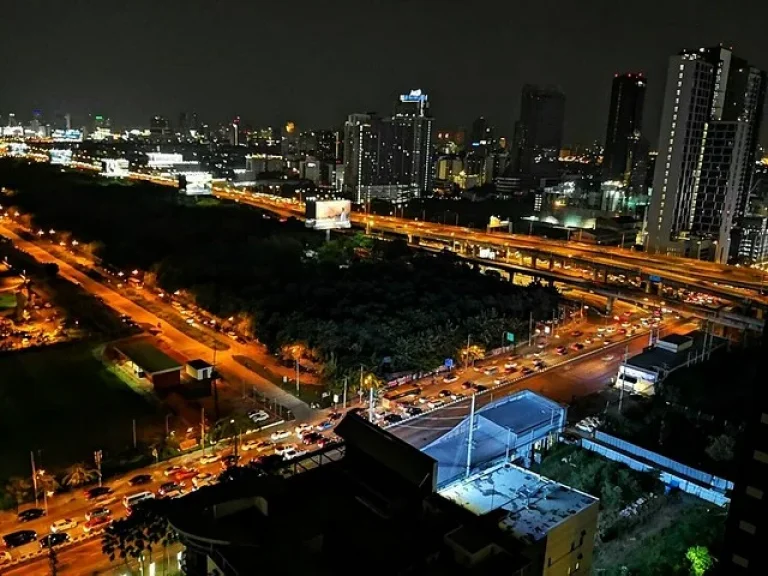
top-left (646, 46), bottom-right (766, 262)
top-left (603, 73), bottom-right (647, 184)
top-left (512, 85), bottom-right (566, 179)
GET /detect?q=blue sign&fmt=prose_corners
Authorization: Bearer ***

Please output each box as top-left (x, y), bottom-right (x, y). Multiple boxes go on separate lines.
top-left (649, 275), bottom-right (661, 283)
top-left (505, 332), bottom-right (515, 343)
top-left (400, 89), bottom-right (428, 103)
top-left (444, 358), bottom-right (454, 368)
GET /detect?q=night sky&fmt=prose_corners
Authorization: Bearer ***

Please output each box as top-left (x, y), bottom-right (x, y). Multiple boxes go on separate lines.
top-left (2, 0), bottom-right (767, 146)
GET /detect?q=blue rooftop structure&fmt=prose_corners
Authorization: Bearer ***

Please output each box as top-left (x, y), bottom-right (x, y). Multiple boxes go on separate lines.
top-left (422, 390), bottom-right (566, 486)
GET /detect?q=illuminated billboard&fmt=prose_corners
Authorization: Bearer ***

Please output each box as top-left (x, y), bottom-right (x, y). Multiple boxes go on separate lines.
top-left (7, 143), bottom-right (29, 156)
top-left (51, 129), bottom-right (83, 142)
top-left (399, 89), bottom-right (428, 103)
top-left (147, 152), bottom-right (184, 168)
top-left (101, 158), bottom-right (130, 177)
top-left (305, 200), bottom-right (352, 230)
top-left (178, 172), bottom-right (213, 195)
top-left (49, 149), bottom-right (73, 166)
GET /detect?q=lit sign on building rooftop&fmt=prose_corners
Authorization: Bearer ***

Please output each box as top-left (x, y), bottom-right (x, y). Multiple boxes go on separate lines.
top-left (400, 89), bottom-right (428, 103)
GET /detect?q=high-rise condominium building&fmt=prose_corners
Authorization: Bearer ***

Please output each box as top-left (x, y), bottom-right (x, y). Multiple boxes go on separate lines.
top-left (343, 90), bottom-right (433, 203)
top-left (603, 73), bottom-right (647, 183)
top-left (512, 85), bottom-right (565, 179)
top-left (646, 45), bottom-right (766, 263)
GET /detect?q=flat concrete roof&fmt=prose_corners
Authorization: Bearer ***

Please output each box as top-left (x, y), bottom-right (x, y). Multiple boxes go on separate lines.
top-left (439, 462), bottom-right (597, 543)
top-left (187, 359), bottom-right (213, 370)
top-left (627, 330), bottom-right (721, 374)
top-left (114, 340), bottom-right (182, 375)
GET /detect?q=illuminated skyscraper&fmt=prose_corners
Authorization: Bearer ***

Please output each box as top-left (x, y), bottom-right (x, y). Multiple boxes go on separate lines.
top-left (646, 45), bottom-right (766, 262)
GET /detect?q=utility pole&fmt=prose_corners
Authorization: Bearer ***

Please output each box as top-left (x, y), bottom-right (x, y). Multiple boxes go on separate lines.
top-left (200, 407), bottom-right (206, 454)
top-left (368, 385), bottom-right (375, 423)
top-left (212, 347), bottom-right (220, 421)
top-left (465, 394), bottom-right (476, 479)
top-left (618, 345), bottom-right (629, 413)
top-left (528, 312), bottom-right (534, 347)
top-left (342, 377), bottom-right (348, 410)
top-left (94, 450), bottom-right (103, 488)
top-left (295, 357), bottom-right (300, 393)
top-left (465, 333), bottom-right (471, 369)
top-left (30, 451), bottom-right (38, 507)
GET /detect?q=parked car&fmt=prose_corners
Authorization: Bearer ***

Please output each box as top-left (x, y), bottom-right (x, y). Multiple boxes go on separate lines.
top-left (50, 519), bottom-right (77, 533)
top-left (442, 374), bottom-right (459, 383)
top-left (315, 420), bottom-right (333, 431)
top-left (521, 367), bottom-right (534, 375)
top-left (571, 343), bottom-right (584, 351)
top-left (383, 413), bottom-right (403, 423)
top-left (17, 508), bottom-right (45, 523)
top-left (241, 439), bottom-right (262, 452)
top-left (39, 532), bottom-right (71, 549)
top-left (158, 482), bottom-right (183, 497)
top-left (438, 389), bottom-right (453, 398)
top-left (302, 432), bottom-right (323, 444)
top-left (273, 443), bottom-right (297, 456)
top-left (247, 409), bottom-right (269, 423)
top-left (2, 530), bottom-right (37, 548)
top-left (128, 474), bottom-right (152, 486)
top-left (220, 454), bottom-right (240, 469)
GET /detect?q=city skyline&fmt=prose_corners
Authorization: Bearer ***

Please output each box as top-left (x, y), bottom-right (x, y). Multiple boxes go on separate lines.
top-left (2, 0), bottom-right (768, 146)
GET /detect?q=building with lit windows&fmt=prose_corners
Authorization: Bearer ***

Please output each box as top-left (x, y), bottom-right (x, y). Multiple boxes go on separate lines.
top-left (730, 216), bottom-right (768, 266)
top-left (343, 90), bottom-right (434, 203)
top-left (511, 85), bottom-right (565, 180)
top-left (646, 45), bottom-right (766, 263)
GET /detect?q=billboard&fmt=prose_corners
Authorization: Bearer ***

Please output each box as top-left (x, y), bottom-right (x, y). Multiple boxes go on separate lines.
top-left (101, 158), bottom-right (130, 177)
top-left (305, 200), bottom-right (352, 230)
top-left (178, 172), bottom-right (213, 195)
top-left (51, 129), bottom-right (83, 142)
top-left (49, 149), bottom-right (73, 166)
top-left (147, 152), bottom-right (183, 168)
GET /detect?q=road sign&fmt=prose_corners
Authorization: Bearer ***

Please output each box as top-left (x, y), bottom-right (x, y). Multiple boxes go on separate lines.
top-left (444, 358), bottom-right (454, 368)
top-left (505, 332), bottom-right (515, 343)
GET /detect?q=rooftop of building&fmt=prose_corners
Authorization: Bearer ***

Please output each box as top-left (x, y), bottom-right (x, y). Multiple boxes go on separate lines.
top-left (439, 461), bottom-right (597, 544)
top-left (421, 390), bottom-right (565, 486)
top-left (187, 358), bottom-right (212, 370)
top-left (112, 339), bottom-right (182, 374)
top-left (627, 330), bottom-right (723, 374)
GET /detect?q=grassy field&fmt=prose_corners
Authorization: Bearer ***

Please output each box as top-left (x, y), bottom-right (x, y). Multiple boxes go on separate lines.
top-left (0, 341), bottom-right (155, 477)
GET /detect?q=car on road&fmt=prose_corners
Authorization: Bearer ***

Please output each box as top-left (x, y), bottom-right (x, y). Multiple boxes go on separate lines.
top-left (556, 346), bottom-right (568, 355)
top-left (427, 399), bottom-right (445, 409)
top-left (571, 343), bottom-right (584, 351)
top-left (241, 439), bottom-right (263, 452)
top-left (282, 448), bottom-right (307, 460)
top-left (450, 392), bottom-right (465, 401)
top-left (472, 384), bottom-right (487, 393)
top-left (198, 454), bottom-right (221, 465)
top-left (17, 508), bottom-right (45, 523)
top-left (271, 429), bottom-right (291, 441)
top-left (128, 474), bottom-right (153, 486)
top-left (3, 530), bottom-right (37, 548)
top-left (0, 551), bottom-right (11, 565)
top-left (316, 436), bottom-right (334, 448)
top-left (163, 465), bottom-right (183, 477)
top-left (442, 374), bottom-right (459, 383)
top-left (295, 423), bottom-right (313, 437)
top-left (405, 406), bottom-right (423, 416)
top-left (602, 355), bottom-right (616, 361)
top-left (570, 330), bottom-right (583, 337)
top-left (328, 411), bottom-right (343, 421)
top-left (273, 443), bottom-right (297, 456)
top-left (493, 376), bottom-right (510, 385)
top-left (173, 467), bottom-right (198, 481)
top-left (461, 381), bottom-right (474, 390)
top-left (50, 519), bottom-right (77, 533)
top-left (521, 367), bottom-right (534, 376)
top-left (158, 481), bottom-right (183, 496)
top-left (83, 517), bottom-right (112, 533)
top-left (85, 507), bottom-right (112, 522)
top-left (220, 454), bottom-right (240, 469)
top-left (315, 420), bottom-right (333, 431)
top-left (584, 338), bottom-right (593, 344)
top-left (438, 389), bottom-right (453, 398)
top-left (192, 473), bottom-right (215, 489)
top-left (483, 366), bottom-right (498, 375)
top-left (302, 432), bottom-right (323, 444)
top-left (504, 361), bottom-right (518, 370)
top-left (84, 486), bottom-right (113, 500)
top-left (383, 413), bottom-right (403, 423)
top-left (504, 365), bottom-right (518, 373)
top-left (39, 532), bottom-right (71, 549)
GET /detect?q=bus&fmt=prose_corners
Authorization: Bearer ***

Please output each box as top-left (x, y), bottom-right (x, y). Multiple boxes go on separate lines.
top-left (382, 384), bottom-right (421, 409)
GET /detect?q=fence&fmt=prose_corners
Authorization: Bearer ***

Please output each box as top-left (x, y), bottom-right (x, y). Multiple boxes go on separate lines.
top-left (581, 432), bottom-right (733, 507)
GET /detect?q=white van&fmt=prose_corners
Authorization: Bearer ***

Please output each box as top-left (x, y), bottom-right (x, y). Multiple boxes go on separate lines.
top-left (123, 491), bottom-right (155, 510)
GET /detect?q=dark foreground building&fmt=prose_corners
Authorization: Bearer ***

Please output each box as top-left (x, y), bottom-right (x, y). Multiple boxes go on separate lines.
top-left (168, 413), bottom-right (595, 575)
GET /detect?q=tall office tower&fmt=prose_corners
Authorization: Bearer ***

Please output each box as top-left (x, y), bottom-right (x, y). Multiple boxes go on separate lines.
top-left (229, 119), bottom-right (240, 147)
top-left (150, 115), bottom-right (171, 139)
top-left (343, 113), bottom-right (382, 203)
top-left (315, 130), bottom-right (341, 162)
top-left (178, 112), bottom-right (188, 135)
top-left (512, 85), bottom-right (565, 179)
top-left (64, 113), bottom-right (71, 131)
top-left (603, 73), bottom-right (647, 183)
top-left (384, 89), bottom-right (434, 198)
top-left (7, 113), bottom-right (16, 127)
top-left (281, 122), bottom-right (299, 158)
top-left (646, 46), bottom-right (766, 262)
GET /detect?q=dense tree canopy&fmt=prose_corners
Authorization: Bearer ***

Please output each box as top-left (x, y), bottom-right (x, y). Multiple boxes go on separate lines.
top-left (0, 160), bottom-right (559, 386)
